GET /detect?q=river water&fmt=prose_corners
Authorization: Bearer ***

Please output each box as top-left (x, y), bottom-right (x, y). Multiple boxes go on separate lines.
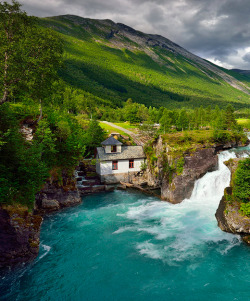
top-left (1, 146), bottom-right (250, 301)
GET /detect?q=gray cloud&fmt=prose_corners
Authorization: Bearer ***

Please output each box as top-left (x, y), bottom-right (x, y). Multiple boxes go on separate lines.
top-left (243, 52), bottom-right (250, 63)
top-left (12, 0), bottom-right (250, 69)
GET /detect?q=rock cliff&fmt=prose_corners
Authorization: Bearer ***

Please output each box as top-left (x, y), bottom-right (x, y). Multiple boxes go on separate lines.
top-left (161, 147), bottom-right (218, 203)
top-left (0, 206), bottom-right (42, 269)
top-left (215, 159), bottom-right (250, 245)
top-left (130, 136), bottom-right (247, 204)
top-left (0, 170), bottom-right (82, 269)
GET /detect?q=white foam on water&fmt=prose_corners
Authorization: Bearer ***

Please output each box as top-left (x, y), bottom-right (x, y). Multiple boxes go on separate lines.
top-left (38, 244), bottom-right (51, 260)
top-left (116, 150), bottom-right (246, 264)
top-left (113, 226), bottom-right (136, 234)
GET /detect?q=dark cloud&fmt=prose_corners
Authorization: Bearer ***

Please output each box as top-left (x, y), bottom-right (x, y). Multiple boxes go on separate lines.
top-left (13, 0), bottom-right (250, 69)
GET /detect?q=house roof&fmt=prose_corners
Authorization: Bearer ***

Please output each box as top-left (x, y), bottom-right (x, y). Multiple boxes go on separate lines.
top-left (101, 136), bottom-right (123, 146)
top-left (97, 145), bottom-right (145, 161)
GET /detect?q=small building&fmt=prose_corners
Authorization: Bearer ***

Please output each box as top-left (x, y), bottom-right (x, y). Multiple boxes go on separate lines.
top-left (96, 136), bottom-right (146, 184)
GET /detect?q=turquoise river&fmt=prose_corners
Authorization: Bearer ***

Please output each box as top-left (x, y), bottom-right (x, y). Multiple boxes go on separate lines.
top-left (1, 146), bottom-right (250, 301)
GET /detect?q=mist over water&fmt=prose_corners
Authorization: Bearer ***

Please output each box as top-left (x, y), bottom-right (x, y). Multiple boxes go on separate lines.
top-left (1, 147), bottom-right (250, 301)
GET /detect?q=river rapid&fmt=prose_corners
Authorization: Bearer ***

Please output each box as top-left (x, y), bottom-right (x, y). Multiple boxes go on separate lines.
top-left (1, 146), bottom-right (250, 301)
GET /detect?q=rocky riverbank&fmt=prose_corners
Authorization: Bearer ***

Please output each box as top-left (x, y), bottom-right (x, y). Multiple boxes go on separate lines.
top-left (35, 170), bottom-right (82, 215)
top-left (215, 158), bottom-right (250, 245)
top-left (0, 163), bottom-right (112, 269)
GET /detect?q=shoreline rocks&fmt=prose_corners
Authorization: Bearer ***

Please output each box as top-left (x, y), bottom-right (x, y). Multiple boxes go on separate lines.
top-left (0, 206), bottom-right (42, 269)
top-left (35, 183), bottom-right (81, 215)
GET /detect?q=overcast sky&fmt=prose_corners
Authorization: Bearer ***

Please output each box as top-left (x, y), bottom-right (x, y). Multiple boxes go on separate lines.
top-left (14, 0), bottom-right (250, 69)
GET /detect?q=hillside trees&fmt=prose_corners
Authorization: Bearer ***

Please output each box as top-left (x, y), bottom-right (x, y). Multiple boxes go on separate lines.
top-left (0, 0), bottom-right (31, 103)
top-left (84, 119), bottom-right (106, 154)
top-left (0, 0), bottom-right (63, 110)
top-left (0, 1), bottom-right (66, 206)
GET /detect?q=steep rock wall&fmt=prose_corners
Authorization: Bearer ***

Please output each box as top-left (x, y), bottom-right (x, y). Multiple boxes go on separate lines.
top-left (131, 136), bottom-right (247, 204)
top-left (0, 206), bottom-right (42, 269)
top-left (161, 148), bottom-right (218, 203)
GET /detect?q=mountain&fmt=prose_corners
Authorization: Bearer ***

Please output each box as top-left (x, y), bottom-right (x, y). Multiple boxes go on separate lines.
top-left (231, 69), bottom-right (250, 77)
top-left (40, 15), bottom-right (250, 109)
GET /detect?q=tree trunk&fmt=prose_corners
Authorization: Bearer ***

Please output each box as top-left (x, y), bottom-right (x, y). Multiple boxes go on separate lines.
top-left (1, 51), bottom-right (9, 105)
top-left (37, 99), bottom-right (43, 122)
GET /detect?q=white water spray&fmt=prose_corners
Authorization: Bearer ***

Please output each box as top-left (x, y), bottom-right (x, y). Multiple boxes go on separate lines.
top-left (115, 150), bottom-right (247, 263)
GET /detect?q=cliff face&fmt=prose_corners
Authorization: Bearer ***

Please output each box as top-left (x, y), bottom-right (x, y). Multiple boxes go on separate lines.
top-left (130, 136), bottom-right (248, 204)
top-left (0, 171), bottom-right (82, 269)
top-left (215, 159), bottom-right (250, 245)
top-left (0, 206), bottom-right (42, 269)
top-left (161, 148), bottom-right (218, 203)
top-left (129, 136), bottom-right (218, 203)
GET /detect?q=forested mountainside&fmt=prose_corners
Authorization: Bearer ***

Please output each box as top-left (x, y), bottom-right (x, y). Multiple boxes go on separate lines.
top-left (40, 15), bottom-right (250, 110)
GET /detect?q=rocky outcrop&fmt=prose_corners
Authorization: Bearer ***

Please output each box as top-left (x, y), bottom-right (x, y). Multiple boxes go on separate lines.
top-left (161, 148), bottom-right (218, 203)
top-left (0, 206), bottom-right (42, 269)
top-left (35, 180), bottom-right (81, 215)
top-left (215, 159), bottom-right (250, 245)
top-left (127, 136), bottom-right (219, 203)
top-left (127, 136), bottom-right (248, 204)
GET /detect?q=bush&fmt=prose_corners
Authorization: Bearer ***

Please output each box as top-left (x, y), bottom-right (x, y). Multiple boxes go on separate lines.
top-left (240, 203), bottom-right (250, 217)
top-left (233, 158), bottom-right (250, 203)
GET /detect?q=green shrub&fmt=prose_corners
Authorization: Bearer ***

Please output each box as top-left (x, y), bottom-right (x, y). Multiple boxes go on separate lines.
top-left (233, 158), bottom-right (250, 203)
top-left (239, 203), bottom-right (250, 217)
top-left (176, 157), bottom-right (185, 175)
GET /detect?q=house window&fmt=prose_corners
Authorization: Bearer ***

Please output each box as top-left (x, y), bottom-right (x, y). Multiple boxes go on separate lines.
top-left (112, 160), bottom-right (118, 170)
top-left (129, 159), bottom-right (134, 168)
top-left (111, 145), bottom-right (117, 153)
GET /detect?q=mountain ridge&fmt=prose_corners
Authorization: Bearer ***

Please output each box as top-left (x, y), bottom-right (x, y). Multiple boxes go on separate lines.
top-left (40, 14), bottom-right (250, 109)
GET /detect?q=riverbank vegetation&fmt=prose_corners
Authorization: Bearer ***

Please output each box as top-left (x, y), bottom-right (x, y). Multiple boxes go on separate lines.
top-left (224, 158), bottom-right (250, 217)
top-left (0, 1), bottom-right (105, 207)
top-left (234, 159), bottom-right (250, 216)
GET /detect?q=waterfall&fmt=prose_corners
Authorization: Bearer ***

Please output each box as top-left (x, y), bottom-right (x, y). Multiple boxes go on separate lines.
top-left (117, 148), bottom-right (249, 263)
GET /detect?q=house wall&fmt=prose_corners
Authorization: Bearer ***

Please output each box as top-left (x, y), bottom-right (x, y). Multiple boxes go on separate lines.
top-left (104, 145), bottom-right (122, 154)
top-left (99, 158), bottom-right (145, 184)
top-left (100, 158), bottom-right (143, 175)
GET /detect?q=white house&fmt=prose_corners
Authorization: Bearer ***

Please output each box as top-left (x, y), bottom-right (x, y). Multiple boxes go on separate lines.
top-left (96, 136), bottom-right (146, 184)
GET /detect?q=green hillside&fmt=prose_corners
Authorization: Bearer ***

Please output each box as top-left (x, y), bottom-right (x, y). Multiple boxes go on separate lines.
top-left (40, 15), bottom-right (250, 109)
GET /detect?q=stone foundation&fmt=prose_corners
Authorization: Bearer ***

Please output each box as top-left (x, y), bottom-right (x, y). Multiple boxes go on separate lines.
top-left (101, 172), bottom-right (139, 184)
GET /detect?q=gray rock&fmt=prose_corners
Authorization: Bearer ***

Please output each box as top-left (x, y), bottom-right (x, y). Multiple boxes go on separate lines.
top-left (41, 199), bottom-right (60, 210)
top-left (161, 148), bottom-right (218, 203)
top-left (117, 184), bottom-right (127, 190)
top-left (0, 206), bottom-right (42, 268)
top-left (105, 185), bottom-right (115, 192)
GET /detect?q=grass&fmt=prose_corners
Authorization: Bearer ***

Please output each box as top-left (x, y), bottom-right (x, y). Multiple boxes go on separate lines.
top-left (237, 119), bottom-right (250, 129)
top-left (99, 122), bottom-right (130, 137)
top-left (162, 129), bottom-right (248, 156)
top-left (113, 122), bottom-right (138, 133)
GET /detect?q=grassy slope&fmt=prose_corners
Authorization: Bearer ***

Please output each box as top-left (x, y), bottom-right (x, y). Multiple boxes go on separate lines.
top-left (40, 16), bottom-right (250, 110)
